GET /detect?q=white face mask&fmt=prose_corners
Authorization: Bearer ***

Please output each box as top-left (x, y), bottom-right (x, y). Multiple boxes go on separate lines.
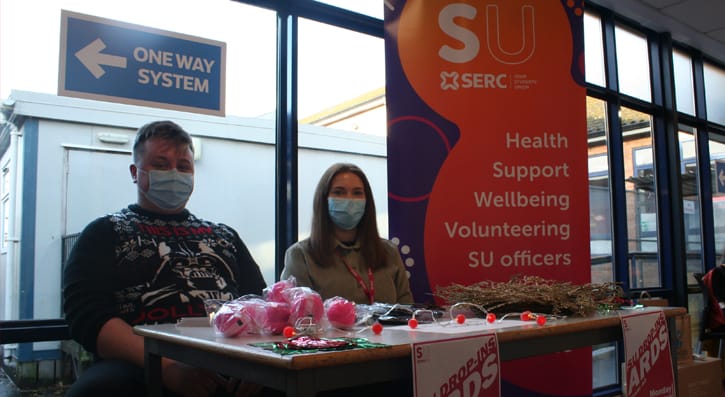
top-left (141, 169), bottom-right (193, 210)
top-left (328, 198), bottom-right (366, 230)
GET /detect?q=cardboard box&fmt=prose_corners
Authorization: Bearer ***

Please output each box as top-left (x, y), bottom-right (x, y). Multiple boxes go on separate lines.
top-left (677, 356), bottom-right (721, 397)
top-left (635, 291), bottom-right (668, 307)
top-left (636, 295), bottom-right (669, 307)
top-left (698, 338), bottom-right (725, 378)
top-left (674, 314), bottom-right (693, 364)
top-left (639, 298), bottom-right (669, 307)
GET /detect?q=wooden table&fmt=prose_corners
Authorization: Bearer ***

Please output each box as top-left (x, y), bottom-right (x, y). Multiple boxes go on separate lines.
top-left (135, 306), bottom-right (686, 396)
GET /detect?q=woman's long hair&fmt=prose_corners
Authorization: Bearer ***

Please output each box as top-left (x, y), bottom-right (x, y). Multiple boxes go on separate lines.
top-left (308, 163), bottom-right (386, 270)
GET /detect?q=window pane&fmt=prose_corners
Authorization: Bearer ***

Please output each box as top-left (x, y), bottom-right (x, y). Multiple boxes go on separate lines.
top-left (2, 197), bottom-right (8, 252)
top-left (0, 0), bottom-right (280, 327)
top-left (680, 126), bottom-right (701, 285)
top-left (704, 62), bottom-right (725, 126)
top-left (298, 19), bottom-right (386, 136)
top-left (587, 97), bottom-right (613, 284)
top-left (588, 95), bottom-right (619, 391)
top-left (673, 49), bottom-right (695, 115)
top-left (593, 343), bottom-right (618, 389)
top-left (584, 12), bottom-right (605, 87)
top-left (313, 0), bottom-right (384, 19)
top-left (297, 19), bottom-right (389, 240)
top-left (1, 0), bottom-right (276, 118)
top-left (615, 25), bottom-right (651, 101)
top-left (224, 5), bottom-right (277, 118)
top-left (710, 133), bottom-right (725, 263)
top-left (621, 107), bottom-right (659, 288)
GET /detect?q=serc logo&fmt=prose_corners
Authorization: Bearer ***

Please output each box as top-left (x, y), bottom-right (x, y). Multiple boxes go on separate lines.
top-left (440, 71), bottom-right (508, 91)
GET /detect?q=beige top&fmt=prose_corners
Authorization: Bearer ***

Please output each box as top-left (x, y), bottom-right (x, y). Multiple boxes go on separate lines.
top-left (281, 238), bottom-right (414, 304)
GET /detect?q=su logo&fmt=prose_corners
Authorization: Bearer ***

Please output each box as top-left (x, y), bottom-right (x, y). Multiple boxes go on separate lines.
top-left (438, 3), bottom-right (535, 65)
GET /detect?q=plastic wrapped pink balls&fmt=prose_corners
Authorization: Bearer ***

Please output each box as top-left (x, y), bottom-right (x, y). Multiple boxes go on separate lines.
top-left (325, 297), bottom-right (356, 329)
top-left (212, 302), bottom-right (253, 337)
top-left (262, 301), bottom-right (291, 335)
top-left (286, 287), bottom-right (324, 325)
top-left (264, 277), bottom-right (297, 303)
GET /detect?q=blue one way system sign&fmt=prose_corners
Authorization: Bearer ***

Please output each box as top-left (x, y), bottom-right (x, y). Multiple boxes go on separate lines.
top-left (59, 10), bottom-right (226, 116)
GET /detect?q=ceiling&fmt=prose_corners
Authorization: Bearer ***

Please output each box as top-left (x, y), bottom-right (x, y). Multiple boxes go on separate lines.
top-left (590, 0), bottom-right (725, 65)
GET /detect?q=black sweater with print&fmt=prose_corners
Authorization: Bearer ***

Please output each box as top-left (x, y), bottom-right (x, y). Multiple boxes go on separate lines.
top-left (63, 204), bottom-right (266, 353)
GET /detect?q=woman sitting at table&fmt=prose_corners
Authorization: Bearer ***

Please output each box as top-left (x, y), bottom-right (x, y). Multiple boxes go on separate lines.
top-left (282, 163), bottom-right (413, 305)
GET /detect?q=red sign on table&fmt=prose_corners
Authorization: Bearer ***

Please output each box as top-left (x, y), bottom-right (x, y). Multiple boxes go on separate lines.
top-left (620, 309), bottom-right (675, 397)
top-left (412, 333), bottom-right (500, 397)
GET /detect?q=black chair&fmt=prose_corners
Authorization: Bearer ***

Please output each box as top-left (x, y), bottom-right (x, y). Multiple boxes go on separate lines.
top-left (0, 318), bottom-right (70, 344)
top-left (693, 272), bottom-right (725, 358)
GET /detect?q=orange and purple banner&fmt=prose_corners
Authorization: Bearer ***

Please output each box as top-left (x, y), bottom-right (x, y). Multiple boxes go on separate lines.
top-left (385, 1), bottom-right (590, 395)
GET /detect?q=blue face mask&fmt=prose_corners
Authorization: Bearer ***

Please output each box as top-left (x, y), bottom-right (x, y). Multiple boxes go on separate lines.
top-left (328, 198), bottom-right (366, 230)
top-left (142, 169), bottom-right (194, 210)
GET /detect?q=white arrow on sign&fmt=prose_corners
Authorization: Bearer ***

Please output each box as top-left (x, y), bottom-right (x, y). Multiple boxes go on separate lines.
top-left (75, 38), bottom-right (127, 79)
top-left (719, 169), bottom-right (725, 187)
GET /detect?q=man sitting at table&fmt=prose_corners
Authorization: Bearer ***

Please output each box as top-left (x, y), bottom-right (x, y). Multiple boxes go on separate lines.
top-left (63, 120), bottom-right (268, 397)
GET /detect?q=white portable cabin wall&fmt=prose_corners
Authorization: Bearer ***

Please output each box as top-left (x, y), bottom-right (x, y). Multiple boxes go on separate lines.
top-left (0, 90), bottom-right (388, 360)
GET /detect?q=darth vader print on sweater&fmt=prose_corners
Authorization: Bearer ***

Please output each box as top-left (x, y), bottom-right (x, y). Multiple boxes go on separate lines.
top-left (109, 207), bottom-right (246, 325)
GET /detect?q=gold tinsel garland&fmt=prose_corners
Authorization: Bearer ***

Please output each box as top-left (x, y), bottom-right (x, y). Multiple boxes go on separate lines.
top-left (434, 275), bottom-right (625, 317)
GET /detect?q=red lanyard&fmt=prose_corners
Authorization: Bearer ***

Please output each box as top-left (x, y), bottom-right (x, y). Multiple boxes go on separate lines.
top-left (340, 255), bottom-right (375, 304)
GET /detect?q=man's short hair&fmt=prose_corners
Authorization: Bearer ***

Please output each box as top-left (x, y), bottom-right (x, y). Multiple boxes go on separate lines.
top-left (132, 120), bottom-right (194, 162)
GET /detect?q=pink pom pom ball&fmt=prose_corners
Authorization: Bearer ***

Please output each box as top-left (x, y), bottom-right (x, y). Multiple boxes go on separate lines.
top-left (288, 288), bottom-right (324, 324)
top-left (213, 306), bottom-right (249, 337)
top-left (264, 302), bottom-right (291, 334)
top-left (266, 279), bottom-right (296, 303)
top-left (325, 298), bottom-right (356, 328)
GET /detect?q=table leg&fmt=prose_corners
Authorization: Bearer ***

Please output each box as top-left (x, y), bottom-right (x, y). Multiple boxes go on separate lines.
top-left (667, 316), bottom-right (679, 391)
top-left (144, 339), bottom-right (163, 397)
top-left (285, 369), bottom-right (317, 397)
